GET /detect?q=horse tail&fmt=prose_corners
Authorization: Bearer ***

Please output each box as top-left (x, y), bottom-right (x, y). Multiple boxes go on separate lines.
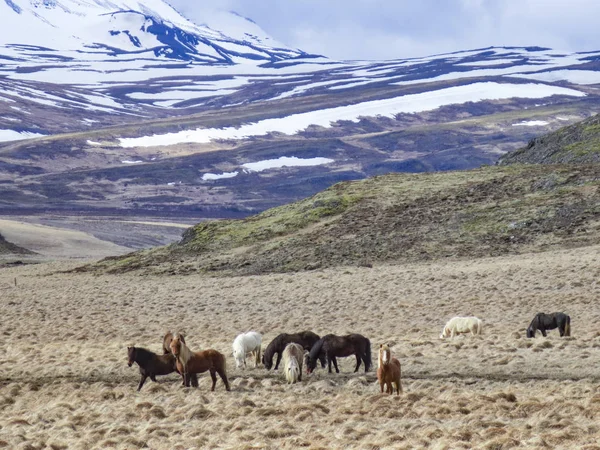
top-left (565, 315), bottom-right (571, 337)
top-left (477, 319), bottom-right (482, 335)
top-left (364, 338), bottom-right (372, 372)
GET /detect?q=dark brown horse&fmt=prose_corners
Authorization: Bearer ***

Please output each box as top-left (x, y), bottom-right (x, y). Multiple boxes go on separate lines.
top-left (127, 346), bottom-right (177, 391)
top-left (306, 333), bottom-right (372, 374)
top-left (262, 331), bottom-right (323, 370)
top-left (170, 334), bottom-right (230, 391)
top-left (526, 312), bottom-right (571, 338)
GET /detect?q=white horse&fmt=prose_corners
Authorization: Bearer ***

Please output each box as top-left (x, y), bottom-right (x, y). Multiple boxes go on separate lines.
top-left (232, 331), bottom-right (262, 369)
top-left (440, 316), bottom-right (482, 338)
top-left (282, 343), bottom-right (304, 384)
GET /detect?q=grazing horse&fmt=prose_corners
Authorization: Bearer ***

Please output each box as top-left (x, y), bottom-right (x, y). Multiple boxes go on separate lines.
top-left (526, 312), bottom-right (571, 338)
top-left (170, 333), bottom-right (230, 391)
top-left (305, 333), bottom-right (372, 374)
top-left (377, 344), bottom-right (402, 395)
top-left (232, 331), bottom-right (262, 369)
top-left (440, 316), bottom-right (482, 339)
top-left (127, 346), bottom-right (178, 391)
top-left (262, 331), bottom-right (323, 370)
top-left (282, 343), bottom-right (304, 384)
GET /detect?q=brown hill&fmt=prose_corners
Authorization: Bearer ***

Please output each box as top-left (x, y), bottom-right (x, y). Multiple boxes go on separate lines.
top-left (82, 163), bottom-right (600, 276)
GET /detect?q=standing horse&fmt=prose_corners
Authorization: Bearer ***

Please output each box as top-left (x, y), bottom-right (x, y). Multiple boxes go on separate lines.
top-left (377, 344), bottom-right (402, 395)
top-left (127, 346), bottom-right (177, 391)
top-left (262, 331), bottom-right (323, 370)
top-left (526, 312), bottom-right (571, 338)
top-left (232, 331), bottom-right (262, 369)
top-left (170, 333), bottom-right (230, 391)
top-left (305, 333), bottom-right (372, 374)
top-left (162, 332), bottom-right (198, 386)
top-left (282, 343), bottom-right (304, 384)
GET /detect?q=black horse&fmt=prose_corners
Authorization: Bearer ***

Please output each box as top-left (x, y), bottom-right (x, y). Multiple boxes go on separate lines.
top-left (305, 333), bottom-right (372, 374)
top-left (526, 312), bottom-right (571, 338)
top-left (262, 331), bottom-right (323, 370)
top-left (127, 346), bottom-right (198, 391)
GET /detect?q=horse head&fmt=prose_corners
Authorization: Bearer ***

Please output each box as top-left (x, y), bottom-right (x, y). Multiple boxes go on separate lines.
top-left (305, 352), bottom-right (317, 374)
top-left (127, 346), bottom-right (136, 367)
top-left (526, 326), bottom-right (535, 338)
top-left (233, 349), bottom-right (245, 369)
top-left (379, 344), bottom-right (391, 366)
top-left (170, 334), bottom-right (183, 356)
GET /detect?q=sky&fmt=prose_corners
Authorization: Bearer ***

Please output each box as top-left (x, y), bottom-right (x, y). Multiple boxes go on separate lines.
top-left (168, 0), bottom-right (600, 60)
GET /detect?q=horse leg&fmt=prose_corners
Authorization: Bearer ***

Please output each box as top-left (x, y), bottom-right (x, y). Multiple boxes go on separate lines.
top-left (332, 357), bottom-right (340, 373)
top-left (209, 368), bottom-right (217, 392)
top-left (190, 373), bottom-right (199, 388)
top-left (137, 374), bottom-right (148, 391)
top-left (217, 368), bottom-right (231, 391)
top-left (150, 374), bottom-right (157, 382)
top-left (274, 352), bottom-right (282, 370)
top-left (354, 354), bottom-right (361, 373)
top-left (379, 378), bottom-right (385, 393)
top-left (327, 356), bottom-right (333, 373)
top-left (541, 329), bottom-right (547, 337)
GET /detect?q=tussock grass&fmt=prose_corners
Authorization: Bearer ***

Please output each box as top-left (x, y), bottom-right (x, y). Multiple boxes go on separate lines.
top-left (3, 246), bottom-right (600, 448)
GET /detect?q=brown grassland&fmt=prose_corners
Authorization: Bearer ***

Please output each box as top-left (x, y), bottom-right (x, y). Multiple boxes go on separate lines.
top-left (1, 244), bottom-right (600, 449)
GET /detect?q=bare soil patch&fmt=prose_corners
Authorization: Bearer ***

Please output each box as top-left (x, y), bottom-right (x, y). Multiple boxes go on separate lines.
top-left (1, 245), bottom-right (600, 448)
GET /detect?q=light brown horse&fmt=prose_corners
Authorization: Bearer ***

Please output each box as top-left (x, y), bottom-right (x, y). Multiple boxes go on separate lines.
top-left (162, 331), bottom-right (198, 387)
top-left (170, 333), bottom-right (230, 391)
top-left (377, 344), bottom-right (402, 395)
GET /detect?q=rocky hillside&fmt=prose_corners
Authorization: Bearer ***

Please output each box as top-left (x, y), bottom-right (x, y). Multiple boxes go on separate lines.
top-left (83, 163), bottom-right (600, 276)
top-left (499, 113), bottom-right (600, 165)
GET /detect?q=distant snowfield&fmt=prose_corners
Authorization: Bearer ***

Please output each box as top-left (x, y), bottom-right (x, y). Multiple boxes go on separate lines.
top-left (512, 120), bottom-right (550, 127)
top-left (507, 70), bottom-right (600, 85)
top-left (201, 157), bottom-right (334, 181)
top-left (0, 129), bottom-right (45, 142)
top-left (120, 82), bottom-right (585, 148)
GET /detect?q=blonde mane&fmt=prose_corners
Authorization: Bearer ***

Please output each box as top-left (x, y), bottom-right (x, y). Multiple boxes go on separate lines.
top-left (171, 333), bottom-right (193, 375)
top-left (378, 344), bottom-right (391, 368)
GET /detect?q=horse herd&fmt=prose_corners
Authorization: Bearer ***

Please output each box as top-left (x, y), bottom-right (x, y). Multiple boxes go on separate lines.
top-left (127, 311), bottom-right (570, 395)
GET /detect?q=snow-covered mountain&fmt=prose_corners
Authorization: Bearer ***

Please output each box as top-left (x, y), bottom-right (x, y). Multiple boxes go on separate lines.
top-left (1, 0), bottom-right (600, 225)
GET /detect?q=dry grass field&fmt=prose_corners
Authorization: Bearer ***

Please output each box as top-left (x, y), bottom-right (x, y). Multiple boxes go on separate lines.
top-left (1, 245), bottom-right (600, 449)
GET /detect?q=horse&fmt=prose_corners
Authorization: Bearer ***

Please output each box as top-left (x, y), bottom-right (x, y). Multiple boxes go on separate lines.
top-left (377, 344), bottom-right (402, 395)
top-left (127, 346), bottom-right (178, 391)
top-left (440, 316), bottom-right (482, 339)
top-left (305, 333), bottom-right (372, 374)
top-left (282, 343), bottom-right (304, 384)
top-left (161, 332), bottom-right (198, 387)
top-left (170, 333), bottom-right (230, 391)
top-left (232, 331), bottom-right (262, 369)
top-left (262, 331), bottom-right (324, 370)
top-left (526, 312), bottom-right (571, 338)
top-left (163, 331), bottom-right (184, 354)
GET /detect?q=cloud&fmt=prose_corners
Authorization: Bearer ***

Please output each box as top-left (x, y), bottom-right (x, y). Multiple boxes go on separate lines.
top-left (168, 0), bottom-right (600, 60)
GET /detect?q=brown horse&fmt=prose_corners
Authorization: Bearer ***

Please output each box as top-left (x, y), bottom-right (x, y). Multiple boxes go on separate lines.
top-left (162, 332), bottom-right (198, 387)
top-left (377, 344), bottom-right (402, 395)
top-left (170, 333), bottom-right (230, 391)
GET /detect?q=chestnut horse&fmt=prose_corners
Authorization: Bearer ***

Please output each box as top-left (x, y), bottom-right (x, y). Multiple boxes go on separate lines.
top-left (377, 344), bottom-right (402, 395)
top-left (170, 333), bottom-right (230, 391)
top-left (162, 332), bottom-right (198, 387)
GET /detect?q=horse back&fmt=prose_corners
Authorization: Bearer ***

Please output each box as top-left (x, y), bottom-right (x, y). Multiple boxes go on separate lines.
top-left (187, 349), bottom-right (226, 374)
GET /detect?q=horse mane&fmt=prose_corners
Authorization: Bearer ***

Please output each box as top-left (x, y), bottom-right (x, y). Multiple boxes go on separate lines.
top-left (378, 344), bottom-right (390, 368)
top-left (264, 333), bottom-right (286, 368)
top-left (172, 334), bottom-right (193, 370)
top-left (308, 336), bottom-right (326, 361)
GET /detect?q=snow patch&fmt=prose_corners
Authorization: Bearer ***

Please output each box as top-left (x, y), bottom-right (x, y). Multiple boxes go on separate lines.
top-left (202, 171), bottom-right (239, 181)
top-left (0, 129), bottom-right (45, 142)
top-left (119, 82), bottom-right (585, 148)
top-left (512, 120), bottom-right (549, 127)
top-left (242, 156), bottom-right (334, 172)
